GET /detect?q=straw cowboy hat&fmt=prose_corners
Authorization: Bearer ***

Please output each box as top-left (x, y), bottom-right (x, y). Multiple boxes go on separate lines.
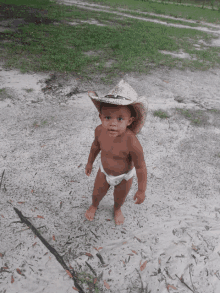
top-left (88, 79), bottom-right (148, 134)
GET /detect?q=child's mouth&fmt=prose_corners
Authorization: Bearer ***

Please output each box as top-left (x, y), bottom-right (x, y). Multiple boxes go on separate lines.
top-left (109, 129), bottom-right (117, 133)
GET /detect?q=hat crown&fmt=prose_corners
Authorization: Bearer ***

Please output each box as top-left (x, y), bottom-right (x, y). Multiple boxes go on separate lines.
top-left (106, 80), bottom-right (138, 102)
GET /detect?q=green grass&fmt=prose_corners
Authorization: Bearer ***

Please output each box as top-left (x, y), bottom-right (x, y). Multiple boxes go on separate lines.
top-left (153, 107), bottom-right (220, 127)
top-left (23, 88), bottom-right (34, 92)
top-left (0, 88), bottom-right (6, 93)
top-left (0, 0), bottom-right (220, 80)
top-left (85, 0), bottom-right (220, 23)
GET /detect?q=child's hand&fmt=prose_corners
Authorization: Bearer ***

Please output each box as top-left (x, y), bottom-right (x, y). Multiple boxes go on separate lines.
top-left (133, 191), bottom-right (145, 204)
top-left (85, 163), bottom-right (93, 176)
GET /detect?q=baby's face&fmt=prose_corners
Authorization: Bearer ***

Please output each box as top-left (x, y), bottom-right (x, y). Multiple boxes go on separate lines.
top-left (99, 105), bottom-right (135, 138)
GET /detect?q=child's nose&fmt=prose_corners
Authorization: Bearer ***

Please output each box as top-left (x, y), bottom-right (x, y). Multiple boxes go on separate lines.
top-left (110, 118), bottom-right (117, 125)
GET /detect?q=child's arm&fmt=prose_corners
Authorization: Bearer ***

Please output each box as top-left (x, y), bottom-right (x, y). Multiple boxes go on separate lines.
top-left (85, 125), bottom-right (101, 176)
top-left (129, 135), bottom-right (147, 204)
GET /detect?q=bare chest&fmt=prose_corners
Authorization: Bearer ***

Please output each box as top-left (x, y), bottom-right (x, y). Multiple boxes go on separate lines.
top-left (99, 131), bottom-right (130, 159)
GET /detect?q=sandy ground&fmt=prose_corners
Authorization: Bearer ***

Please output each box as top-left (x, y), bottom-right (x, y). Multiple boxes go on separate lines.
top-left (1, 65), bottom-right (220, 293)
top-left (1, 1), bottom-right (220, 293)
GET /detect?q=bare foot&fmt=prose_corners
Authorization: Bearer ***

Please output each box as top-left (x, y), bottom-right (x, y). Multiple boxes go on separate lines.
top-left (85, 205), bottom-right (97, 221)
top-left (114, 208), bottom-right (125, 225)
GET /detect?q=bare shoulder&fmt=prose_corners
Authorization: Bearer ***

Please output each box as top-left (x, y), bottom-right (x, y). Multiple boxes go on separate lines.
top-left (94, 124), bottom-right (102, 147)
top-left (127, 129), bottom-right (142, 149)
top-left (95, 124), bottom-right (102, 136)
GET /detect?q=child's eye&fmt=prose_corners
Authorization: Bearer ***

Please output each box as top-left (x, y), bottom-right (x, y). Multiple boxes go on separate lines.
top-left (105, 116), bottom-right (110, 120)
top-left (118, 117), bottom-right (123, 121)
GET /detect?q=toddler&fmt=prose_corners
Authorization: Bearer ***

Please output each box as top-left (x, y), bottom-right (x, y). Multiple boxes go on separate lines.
top-left (85, 80), bottom-right (148, 225)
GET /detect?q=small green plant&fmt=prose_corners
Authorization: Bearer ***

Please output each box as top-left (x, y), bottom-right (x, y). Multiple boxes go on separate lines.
top-left (0, 88), bottom-right (6, 94)
top-left (0, 88), bottom-right (12, 101)
top-left (177, 108), bottom-right (192, 118)
top-left (153, 110), bottom-right (170, 119)
top-left (33, 121), bottom-right (39, 127)
top-left (24, 88), bottom-right (34, 93)
top-left (76, 271), bottom-right (101, 291)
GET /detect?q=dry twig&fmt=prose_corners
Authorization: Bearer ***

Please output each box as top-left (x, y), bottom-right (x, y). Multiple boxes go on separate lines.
top-left (189, 264), bottom-right (196, 292)
top-left (96, 252), bottom-right (105, 264)
top-left (175, 274), bottom-right (194, 292)
top-left (135, 268), bottom-right (144, 292)
top-left (13, 207), bottom-right (85, 293)
top-left (85, 261), bottom-right (97, 276)
top-left (0, 169), bottom-right (5, 190)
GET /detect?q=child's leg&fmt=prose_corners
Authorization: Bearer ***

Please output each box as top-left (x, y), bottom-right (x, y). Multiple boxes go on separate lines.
top-left (85, 168), bottom-right (110, 221)
top-left (113, 177), bottom-right (133, 225)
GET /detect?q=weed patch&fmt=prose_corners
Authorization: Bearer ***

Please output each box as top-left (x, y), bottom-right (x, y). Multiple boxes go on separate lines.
top-left (0, 0), bottom-right (219, 77)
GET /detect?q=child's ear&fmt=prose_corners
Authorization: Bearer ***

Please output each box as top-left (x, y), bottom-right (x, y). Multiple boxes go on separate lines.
top-left (128, 117), bottom-right (135, 125)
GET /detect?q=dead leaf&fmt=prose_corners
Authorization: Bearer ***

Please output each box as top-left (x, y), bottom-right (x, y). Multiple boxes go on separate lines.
top-left (0, 253), bottom-right (3, 258)
top-left (158, 258), bottom-right (161, 264)
top-left (41, 145), bottom-right (46, 147)
top-left (18, 202), bottom-right (25, 204)
top-left (131, 250), bottom-right (138, 255)
top-left (72, 286), bottom-right (79, 291)
top-left (69, 265), bottom-right (73, 269)
top-left (85, 252), bottom-right (93, 257)
top-left (31, 190), bottom-right (34, 193)
top-left (123, 241), bottom-right (127, 245)
top-left (32, 242), bottom-right (37, 247)
top-left (1, 215), bottom-right (4, 218)
top-left (78, 163), bottom-right (82, 168)
top-left (140, 260), bottom-right (147, 271)
top-left (11, 275), bottom-right (14, 283)
top-left (93, 247), bottom-right (103, 251)
top-left (122, 260), bottom-right (125, 264)
top-left (16, 268), bottom-right (22, 275)
top-left (104, 280), bottom-right (110, 289)
top-left (106, 219), bottom-right (111, 221)
top-left (3, 266), bottom-right (8, 269)
top-left (163, 80), bottom-right (169, 83)
top-left (52, 235), bottom-right (56, 241)
top-left (66, 270), bottom-right (73, 278)
top-left (94, 277), bottom-right (97, 284)
top-left (37, 215), bottom-right (44, 219)
top-left (192, 244), bottom-right (198, 251)
top-left (167, 284), bottom-right (177, 290)
top-left (108, 270), bottom-right (111, 274)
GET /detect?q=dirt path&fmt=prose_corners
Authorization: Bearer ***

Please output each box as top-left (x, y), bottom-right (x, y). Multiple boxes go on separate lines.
top-left (1, 2), bottom-right (220, 293)
top-left (57, 0), bottom-right (220, 49)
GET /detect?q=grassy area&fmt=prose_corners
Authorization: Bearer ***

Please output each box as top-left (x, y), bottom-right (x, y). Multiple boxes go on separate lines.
top-left (0, 0), bottom-right (220, 81)
top-left (86, 0), bottom-right (220, 23)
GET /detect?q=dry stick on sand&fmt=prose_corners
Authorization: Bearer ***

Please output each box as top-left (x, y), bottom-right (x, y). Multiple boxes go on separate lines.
top-left (85, 261), bottom-right (97, 276)
top-left (175, 274), bottom-right (194, 292)
top-left (0, 169), bottom-right (5, 190)
top-left (135, 268), bottom-right (144, 292)
top-left (13, 207), bottom-right (85, 293)
top-left (189, 264), bottom-right (196, 292)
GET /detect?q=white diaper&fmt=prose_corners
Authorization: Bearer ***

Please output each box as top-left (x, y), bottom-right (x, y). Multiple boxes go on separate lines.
top-left (100, 161), bottom-right (136, 186)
